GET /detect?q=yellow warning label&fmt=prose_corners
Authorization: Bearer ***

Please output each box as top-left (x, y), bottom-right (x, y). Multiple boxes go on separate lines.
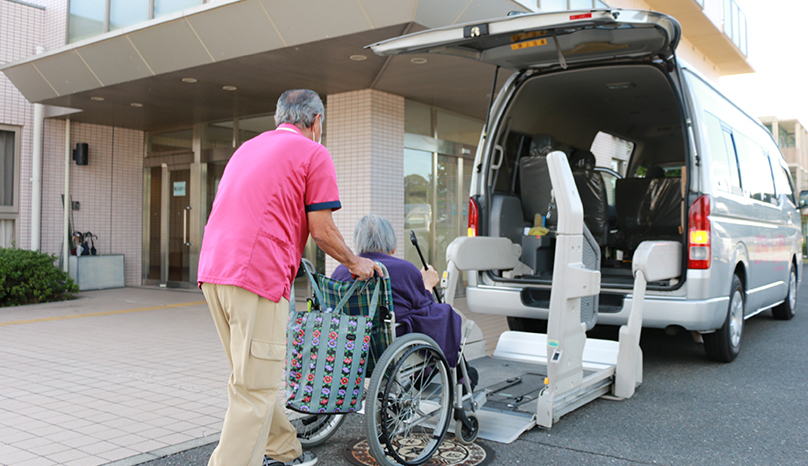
top-left (511, 38), bottom-right (548, 51)
top-left (511, 30), bottom-right (546, 42)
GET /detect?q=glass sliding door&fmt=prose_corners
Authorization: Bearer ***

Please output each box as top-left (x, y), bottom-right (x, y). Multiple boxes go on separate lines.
top-left (143, 159), bottom-right (195, 287)
top-left (404, 148), bottom-right (434, 267)
top-left (168, 168), bottom-right (192, 284)
top-left (145, 167), bottom-right (162, 281)
top-left (435, 155), bottom-right (459, 275)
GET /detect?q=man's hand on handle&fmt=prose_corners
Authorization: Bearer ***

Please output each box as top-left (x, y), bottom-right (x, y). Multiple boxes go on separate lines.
top-left (348, 256), bottom-right (383, 281)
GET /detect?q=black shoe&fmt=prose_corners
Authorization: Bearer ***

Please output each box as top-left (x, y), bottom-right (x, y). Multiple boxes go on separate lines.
top-left (264, 451), bottom-right (317, 466)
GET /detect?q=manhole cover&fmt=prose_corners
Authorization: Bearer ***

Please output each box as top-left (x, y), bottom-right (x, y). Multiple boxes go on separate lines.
top-left (344, 436), bottom-right (495, 466)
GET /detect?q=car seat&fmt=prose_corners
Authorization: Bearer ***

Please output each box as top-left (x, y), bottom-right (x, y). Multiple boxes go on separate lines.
top-left (569, 150), bottom-right (608, 245)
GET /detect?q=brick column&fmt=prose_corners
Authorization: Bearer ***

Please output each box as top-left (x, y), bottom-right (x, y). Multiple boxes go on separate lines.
top-left (325, 90), bottom-right (405, 274)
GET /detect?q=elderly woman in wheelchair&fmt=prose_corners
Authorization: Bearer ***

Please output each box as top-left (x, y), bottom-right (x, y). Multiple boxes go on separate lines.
top-left (331, 215), bottom-right (466, 369)
top-left (290, 214), bottom-right (481, 466)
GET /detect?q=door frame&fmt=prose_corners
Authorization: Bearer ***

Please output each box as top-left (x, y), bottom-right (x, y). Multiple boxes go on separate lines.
top-left (143, 152), bottom-right (201, 289)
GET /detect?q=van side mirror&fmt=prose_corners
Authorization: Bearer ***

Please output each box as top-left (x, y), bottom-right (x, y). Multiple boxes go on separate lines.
top-left (799, 190), bottom-right (808, 209)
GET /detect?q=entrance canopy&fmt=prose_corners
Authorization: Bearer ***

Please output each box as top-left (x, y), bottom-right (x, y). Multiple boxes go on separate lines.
top-left (1, 0), bottom-right (525, 131)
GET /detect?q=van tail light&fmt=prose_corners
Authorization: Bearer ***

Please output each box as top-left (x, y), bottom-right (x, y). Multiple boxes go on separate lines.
top-left (688, 194), bottom-right (711, 270)
top-left (468, 197), bottom-right (479, 237)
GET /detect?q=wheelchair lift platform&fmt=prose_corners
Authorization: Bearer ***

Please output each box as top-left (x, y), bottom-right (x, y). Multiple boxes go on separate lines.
top-left (443, 152), bottom-right (682, 444)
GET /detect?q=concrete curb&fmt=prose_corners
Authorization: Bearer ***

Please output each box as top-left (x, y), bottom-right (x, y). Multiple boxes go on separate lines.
top-left (107, 434), bottom-right (220, 466)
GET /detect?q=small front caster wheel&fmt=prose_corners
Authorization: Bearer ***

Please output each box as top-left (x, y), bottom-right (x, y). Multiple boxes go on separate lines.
top-left (455, 412), bottom-right (480, 444)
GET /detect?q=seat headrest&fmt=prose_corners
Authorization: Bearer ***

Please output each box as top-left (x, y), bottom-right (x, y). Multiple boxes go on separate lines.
top-left (647, 165), bottom-right (665, 178)
top-left (529, 134), bottom-right (557, 157)
top-left (570, 150), bottom-right (596, 171)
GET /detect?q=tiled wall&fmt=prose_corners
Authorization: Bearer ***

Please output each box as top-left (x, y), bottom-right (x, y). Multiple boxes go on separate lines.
top-left (326, 90), bottom-right (405, 274)
top-left (40, 0), bottom-right (67, 51)
top-left (0, 0), bottom-right (45, 250)
top-left (41, 120), bottom-right (145, 286)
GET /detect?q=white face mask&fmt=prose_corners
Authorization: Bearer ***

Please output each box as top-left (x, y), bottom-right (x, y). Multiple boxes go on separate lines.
top-left (312, 115), bottom-right (322, 144)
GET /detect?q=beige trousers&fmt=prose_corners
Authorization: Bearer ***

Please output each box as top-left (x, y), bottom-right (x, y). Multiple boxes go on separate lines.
top-left (203, 283), bottom-right (302, 466)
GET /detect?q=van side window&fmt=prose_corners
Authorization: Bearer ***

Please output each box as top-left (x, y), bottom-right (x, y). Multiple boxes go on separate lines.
top-left (771, 158), bottom-right (796, 205)
top-left (735, 132), bottom-right (776, 204)
top-left (703, 112), bottom-right (741, 194)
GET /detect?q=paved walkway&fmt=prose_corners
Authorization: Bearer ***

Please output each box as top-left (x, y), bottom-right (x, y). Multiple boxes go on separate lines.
top-left (0, 287), bottom-right (508, 466)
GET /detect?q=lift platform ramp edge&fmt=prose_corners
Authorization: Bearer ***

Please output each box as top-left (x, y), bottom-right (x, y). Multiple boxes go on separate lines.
top-left (443, 151), bottom-right (681, 443)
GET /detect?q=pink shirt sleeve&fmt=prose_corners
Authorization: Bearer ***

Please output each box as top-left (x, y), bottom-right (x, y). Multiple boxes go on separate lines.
top-left (304, 146), bottom-right (341, 212)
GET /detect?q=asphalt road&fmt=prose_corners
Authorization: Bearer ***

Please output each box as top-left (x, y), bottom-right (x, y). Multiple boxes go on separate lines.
top-left (141, 267), bottom-right (808, 466)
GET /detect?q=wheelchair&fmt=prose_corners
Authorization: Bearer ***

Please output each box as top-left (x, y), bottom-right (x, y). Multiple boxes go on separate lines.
top-left (284, 260), bottom-right (480, 466)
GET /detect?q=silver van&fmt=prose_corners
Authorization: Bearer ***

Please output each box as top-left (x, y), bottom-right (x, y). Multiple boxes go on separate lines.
top-left (371, 9), bottom-right (802, 362)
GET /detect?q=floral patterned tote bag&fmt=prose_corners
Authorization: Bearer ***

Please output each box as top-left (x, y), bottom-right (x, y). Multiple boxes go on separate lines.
top-left (286, 266), bottom-right (382, 414)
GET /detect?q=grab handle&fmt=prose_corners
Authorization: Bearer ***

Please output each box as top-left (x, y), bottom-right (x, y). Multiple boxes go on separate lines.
top-left (183, 206), bottom-right (191, 246)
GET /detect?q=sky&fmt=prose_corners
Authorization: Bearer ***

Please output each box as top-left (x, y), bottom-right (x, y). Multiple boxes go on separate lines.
top-left (719, 0), bottom-right (808, 124)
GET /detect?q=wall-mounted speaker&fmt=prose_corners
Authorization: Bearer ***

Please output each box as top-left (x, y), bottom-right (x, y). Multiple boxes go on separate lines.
top-left (73, 143), bottom-right (88, 166)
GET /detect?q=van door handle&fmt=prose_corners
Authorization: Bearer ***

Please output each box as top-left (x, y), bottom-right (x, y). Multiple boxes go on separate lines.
top-left (183, 206), bottom-right (191, 246)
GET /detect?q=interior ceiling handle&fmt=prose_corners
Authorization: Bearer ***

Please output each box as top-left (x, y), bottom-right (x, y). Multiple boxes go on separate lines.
top-left (488, 144), bottom-right (505, 188)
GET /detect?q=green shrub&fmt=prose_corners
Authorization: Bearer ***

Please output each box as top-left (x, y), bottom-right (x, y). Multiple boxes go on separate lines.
top-left (0, 247), bottom-right (79, 307)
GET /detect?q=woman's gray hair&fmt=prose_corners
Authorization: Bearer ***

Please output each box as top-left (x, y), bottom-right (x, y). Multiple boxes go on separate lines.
top-left (274, 89), bottom-right (324, 128)
top-left (354, 215), bottom-right (397, 255)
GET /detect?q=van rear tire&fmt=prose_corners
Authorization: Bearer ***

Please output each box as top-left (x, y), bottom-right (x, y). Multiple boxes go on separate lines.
top-left (704, 275), bottom-right (744, 363)
top-left (507, 316), bottom-right (548, 334)
top-left (772, 264), bottom-right (797, 321)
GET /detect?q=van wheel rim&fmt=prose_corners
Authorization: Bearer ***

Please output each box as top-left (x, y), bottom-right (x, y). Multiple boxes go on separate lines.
top-left (789, 270), bottom-right (797, 310)
top-left (729, 290), bottom-right (743, 348)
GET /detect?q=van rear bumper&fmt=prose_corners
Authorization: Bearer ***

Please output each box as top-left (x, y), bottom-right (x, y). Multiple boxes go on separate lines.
top-left (466, 286), bottom-right (730, 332)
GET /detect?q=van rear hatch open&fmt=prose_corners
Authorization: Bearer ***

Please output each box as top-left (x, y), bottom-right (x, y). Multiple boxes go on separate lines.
top-left (368, 9), bottom-right (680, 70)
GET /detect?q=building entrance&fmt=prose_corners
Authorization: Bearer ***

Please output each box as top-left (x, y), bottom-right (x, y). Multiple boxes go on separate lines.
top-left (167, 167), bottom-right (192, 285)
top-left (143, 157), bottom-right (199, 289)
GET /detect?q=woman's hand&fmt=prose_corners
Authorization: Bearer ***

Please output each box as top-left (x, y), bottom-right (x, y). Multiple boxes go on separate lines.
top-left (421, 265), bottom-right (439, 290)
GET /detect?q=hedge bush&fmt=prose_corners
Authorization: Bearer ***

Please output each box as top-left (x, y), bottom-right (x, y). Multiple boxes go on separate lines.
top-left (0, 247), bottom-right (79, 307)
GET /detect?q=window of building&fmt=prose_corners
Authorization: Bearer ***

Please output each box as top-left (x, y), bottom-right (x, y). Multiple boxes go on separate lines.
top-left (203, 121), bottom-right (234, 150)
top-left (405, 101), bottom-right (434, 138)
top-left (0, 127), bottom-right (20, 248)
top-left (779, 126), bottom-right (796, 148)
top-left (436, 110), bottom-right (484, 147)
top-left (404, 101), bottom-right (481, 274)
top-left (237, 115), bottom-right (276, 146)
top-left (0, 130), bottom-right (16, 210)
top-left (68, 0), bottom-right (205, 43)
top-left (148, 128), bottom-right (193, 153)
top-left (109, 0), bottom-right (149, 31)
top-left (68, 0), bottom-right (106, 43)
top-left (723, 0), bottom-right (748, 56)
top-left (590, 131), bottom-right (633, 176)
top-left (155, 0), bottom-right (203, 17)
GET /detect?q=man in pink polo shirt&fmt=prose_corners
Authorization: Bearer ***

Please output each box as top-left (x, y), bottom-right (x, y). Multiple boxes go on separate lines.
top-left (198, 89), bottom-right (380, 466)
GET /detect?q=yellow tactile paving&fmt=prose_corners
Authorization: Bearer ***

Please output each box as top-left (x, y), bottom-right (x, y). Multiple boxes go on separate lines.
top-left (0, 300), bottom-right (207, 327)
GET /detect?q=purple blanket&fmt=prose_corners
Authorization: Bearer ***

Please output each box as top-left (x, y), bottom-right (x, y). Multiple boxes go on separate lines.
top-left (332, 252), bottom-right (462, 367)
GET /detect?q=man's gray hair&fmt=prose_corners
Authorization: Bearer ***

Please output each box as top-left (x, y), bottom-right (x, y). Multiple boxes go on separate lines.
top-left (274, 89), bottom-right (324, 128)
top-left (354, 215), bottom-right (397, 255)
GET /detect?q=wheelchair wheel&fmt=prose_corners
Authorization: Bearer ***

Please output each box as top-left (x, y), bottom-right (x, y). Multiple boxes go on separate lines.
top-left (287, 412), bottom-right (346, 447)
top-left (364, 333), bottom-right (453, 466)
top-left (280, 383), bottom-right (346, 447)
